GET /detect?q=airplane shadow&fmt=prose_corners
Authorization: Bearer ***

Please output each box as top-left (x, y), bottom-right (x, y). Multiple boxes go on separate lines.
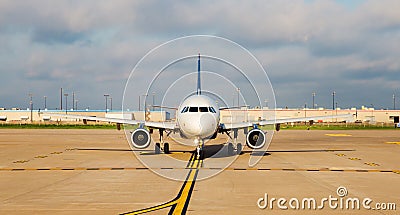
top-left (75, 148), bottom-right (151, 152)
top-left (202, 144), bottom-right (228, 159)
top-left (201, 144), bottom-right (271, 159)
top-left (74, 147), bottom-right (355, 158)
top-left (267, 149), bottom-right (355, 153)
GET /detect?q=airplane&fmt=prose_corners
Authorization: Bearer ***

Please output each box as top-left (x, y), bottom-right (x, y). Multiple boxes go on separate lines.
top-left (46, 54), bottom-right (353, 159)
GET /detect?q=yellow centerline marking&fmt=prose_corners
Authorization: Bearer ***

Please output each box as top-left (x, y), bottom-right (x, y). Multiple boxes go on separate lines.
top-left (325, 134), bottom-right (352, 137)
top-left (34, 155), bottom-right (48, 159)
top-left (124, 200), bottom-right (176, 215)
top-left (364, 162), bottom-right (380, 166)
top-left (386, 142), bottom-right (400, 145)
top-left (13, 160), bottom-right (30, 163)
top-left (172, 167), bottom-right (198, 214)
top-left (122, 153), bottom-right (201, 215)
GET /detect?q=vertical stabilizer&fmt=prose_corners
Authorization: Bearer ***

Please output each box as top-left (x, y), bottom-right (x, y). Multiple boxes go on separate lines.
top-left (197, 54), bottom-right (201, 95)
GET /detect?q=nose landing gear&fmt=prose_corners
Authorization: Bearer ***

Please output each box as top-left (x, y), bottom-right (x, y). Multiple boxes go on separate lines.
top-left (195, 138), bottom-right (204, 160)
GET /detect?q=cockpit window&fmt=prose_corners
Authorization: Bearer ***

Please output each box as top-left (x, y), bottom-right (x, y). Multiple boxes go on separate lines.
top-left (209, 107), bottom-right (216, 113)
top-left (199, 107), bottom-right (208, 112)
top-left (182, 106), bottom-right (216, 113)
top-left (189, 107), bottom-right (198, 112)
top-left (181, 107), bottom-right (189, 113)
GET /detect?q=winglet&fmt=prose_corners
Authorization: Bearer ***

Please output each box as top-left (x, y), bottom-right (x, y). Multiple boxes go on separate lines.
top-left (197, 53), bottom-right (201, 95)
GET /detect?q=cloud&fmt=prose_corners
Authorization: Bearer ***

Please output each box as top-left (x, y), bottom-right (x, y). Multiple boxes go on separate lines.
top-left (0, 0), bottom-right (399, 109)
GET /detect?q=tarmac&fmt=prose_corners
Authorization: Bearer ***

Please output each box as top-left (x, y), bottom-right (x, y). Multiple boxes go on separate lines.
top-left (0, 129), bottom-right (399, 214)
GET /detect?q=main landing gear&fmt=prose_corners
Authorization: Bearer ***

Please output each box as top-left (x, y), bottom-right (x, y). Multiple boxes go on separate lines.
top-left (227, 142), bottom-right (242, 155)
top-left (228, 129), bottom-right (242, 155)
top-left (155, 128), bottom-right (170, 154)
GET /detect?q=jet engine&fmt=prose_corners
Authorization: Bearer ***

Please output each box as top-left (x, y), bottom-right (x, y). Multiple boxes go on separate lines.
top-left (130, 128), bottom-right (151, 149)
top-left (246, 129), bottom-right (266, 149)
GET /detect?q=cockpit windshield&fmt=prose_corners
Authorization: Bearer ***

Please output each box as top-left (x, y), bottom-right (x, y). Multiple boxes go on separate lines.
top-left (199, 107), bottom-right (208, 112)
top-left (189, 107), bottom-right (198, 112)
top-left (181, 106), bottom-right (189, 113)
top-left (181, 106), bottom-right (217, 113)
top-left (209, 107), bottom-right (216, 113)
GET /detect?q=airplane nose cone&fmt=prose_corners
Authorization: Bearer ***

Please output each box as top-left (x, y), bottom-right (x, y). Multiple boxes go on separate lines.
top-left (180, 114), bottom-right (217, 138)
top-left (199, 114), bottom-right (216, 136)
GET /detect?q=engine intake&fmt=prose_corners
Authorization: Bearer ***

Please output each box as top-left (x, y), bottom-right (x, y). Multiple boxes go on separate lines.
top-left (246, 128), bottom-right (266, 149)
top-left (130, 128), bottom-right (151, 149)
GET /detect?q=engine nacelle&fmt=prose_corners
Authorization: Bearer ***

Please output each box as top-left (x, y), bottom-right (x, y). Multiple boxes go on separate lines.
top-left (246, 128), bottom-right (266, 149)
top-left (130, 128), bottom-right (151, 149)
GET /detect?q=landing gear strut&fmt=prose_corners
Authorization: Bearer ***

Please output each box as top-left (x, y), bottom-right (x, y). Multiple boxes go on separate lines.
top-left (195, 138), bottom-right (204, 160)
top-left (231, 129), bottom-right (242, 155)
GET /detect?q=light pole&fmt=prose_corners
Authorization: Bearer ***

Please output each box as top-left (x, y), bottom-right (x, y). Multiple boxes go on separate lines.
top-left (371, 104), bottom-right (374, 122)
top-left (237, 88), bottom-right (240, 108)
top-left (335, 102), bottom-right (338, 122)
top-left (152, 92), bottom-right (155, 111)
top-left (72, 92), bottom-right (75, 110)
top-left (304, 103), bottom-right (307, 118)
top-left (142, 94), bottom-right (148, 112)
top-left (75, 100), bottom-right (78, 111)
top-left (138, 95), bottom-right (141, 111)
top-left (394, 94), bottom-right (396, 110)
top-left (104, 94), bottom-right (109, 113)
top-left (43, 96), bottom-right (47, 110)
top-left (332, 91), bottom-right (336, 110)
top-left (64, 93), bottom-right (68, 114)
top-left (60, 88), bottom-right (63, 110)
top-left (29, 93), bottom-right (33, 122)
top-left (312, 92), bottom-right (316, 109)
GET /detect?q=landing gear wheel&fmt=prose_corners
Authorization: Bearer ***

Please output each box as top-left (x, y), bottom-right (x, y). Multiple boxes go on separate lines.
top-left (155, 143), bottom-right (161, 154)
top-left (237, 143), bottom-right (242, 155)
top-left (227, 142), bottom-right (234, 155)
top-left (163, 142), bottom-right (170, 154)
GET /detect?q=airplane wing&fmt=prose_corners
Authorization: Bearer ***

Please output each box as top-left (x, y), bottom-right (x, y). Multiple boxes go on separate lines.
top-left (222, 114), bottom-right (353, 130)
top-left (43, 113), bottom-right (177, 130)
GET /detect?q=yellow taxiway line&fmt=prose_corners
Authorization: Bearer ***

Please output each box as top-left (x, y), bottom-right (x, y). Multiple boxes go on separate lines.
top-left (121, 153), bottom-right (202, 215)
top-left (325, 134), bottom-right (352, 137)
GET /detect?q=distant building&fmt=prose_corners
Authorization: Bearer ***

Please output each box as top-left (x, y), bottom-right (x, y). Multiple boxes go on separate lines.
top-left (0, 108), bottom-right (399, 124)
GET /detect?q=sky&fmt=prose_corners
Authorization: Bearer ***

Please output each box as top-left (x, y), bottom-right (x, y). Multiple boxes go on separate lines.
top-left (0, 0), bottom-right (399, 110)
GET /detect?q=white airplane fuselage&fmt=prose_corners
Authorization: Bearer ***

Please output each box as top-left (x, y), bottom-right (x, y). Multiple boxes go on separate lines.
top-left (176, 95), bottom-right (220, 139)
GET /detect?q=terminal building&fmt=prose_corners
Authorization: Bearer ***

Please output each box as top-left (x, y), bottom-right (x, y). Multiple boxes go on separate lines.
top-left (0, 107), bottom-right (399, 125)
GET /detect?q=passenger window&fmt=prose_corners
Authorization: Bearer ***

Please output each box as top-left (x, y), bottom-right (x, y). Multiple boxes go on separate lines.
top-left (199, 107), bottom-right (208, 112)
top-left (209, 107), bottom-right (216, 113)
top-left (189, 107), bottom-right (198, 112)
